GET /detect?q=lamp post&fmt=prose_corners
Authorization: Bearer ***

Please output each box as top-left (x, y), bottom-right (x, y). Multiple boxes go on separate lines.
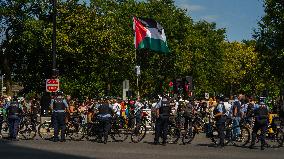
top-left (52, 0), bottom-right (57, 78)
top-left (0, 73), bottom-right (4, 96)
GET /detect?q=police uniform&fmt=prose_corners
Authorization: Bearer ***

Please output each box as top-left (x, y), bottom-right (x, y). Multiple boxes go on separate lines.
top-left (154, 97), bottom-right (171, 145)
top-left (249, 102), bottom-right (269, 150)
top-left (97, 101), bottom-right (113, 144)
top-left (50, 94), bottom-right (68, 142)
top-left (214, 101), bottom-right (227, 147)
top-left (6, 99), bottom-right (22, 140)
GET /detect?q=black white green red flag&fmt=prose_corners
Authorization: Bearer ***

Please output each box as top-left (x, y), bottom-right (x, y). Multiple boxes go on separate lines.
top-left (133, 17), bottom-right (169, 54)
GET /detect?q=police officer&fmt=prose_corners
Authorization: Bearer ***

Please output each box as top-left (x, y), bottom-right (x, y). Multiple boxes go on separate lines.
top-left (249, 101), bottom-right (269, 150)
top-left (6, 96), bottom-right (23, 141)
top-left (213, 97), bottom-right (227, 148)
top-left (154, 94), bottom-right (173, 146)
top-left (50, 90), bottom-right (68, 142)
top-left (96, 98), bottom-right (113, 144)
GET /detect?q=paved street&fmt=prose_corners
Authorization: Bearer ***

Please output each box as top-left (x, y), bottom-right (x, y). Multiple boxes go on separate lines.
top-left (0, 134), bottom-right (283, 159)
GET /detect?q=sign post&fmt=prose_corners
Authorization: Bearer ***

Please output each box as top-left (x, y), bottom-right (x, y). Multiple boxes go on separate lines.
top-left (46, 79), bottom-right (60, 92)
top-left (123, 80), bottom-right (129, 100)
top-left (205, 93), bottom-right (209, 100)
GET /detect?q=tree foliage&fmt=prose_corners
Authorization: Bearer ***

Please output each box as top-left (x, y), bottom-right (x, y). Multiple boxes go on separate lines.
top-left (254, 0), bottom-right (284, 97)
top-left (0, 0), bottom-right (270, 98)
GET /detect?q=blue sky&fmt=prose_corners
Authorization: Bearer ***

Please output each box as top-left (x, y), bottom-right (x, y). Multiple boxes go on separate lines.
top-left (81, 0), bottom-right (264, 41)
top-left (0, 0), bottom-right (265, 42)
top-left (175, 0), bottom-right (265, 41)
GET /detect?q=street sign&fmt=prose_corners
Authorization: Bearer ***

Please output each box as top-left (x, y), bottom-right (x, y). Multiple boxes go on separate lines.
top-left (46, 79), bottom-right (59, 92)
top-left (123, 80), bottom-right (129, 89)
top-left (205, 93), bottom-right (209, 99)
top-left (135, 66), bottom-right (140, 76)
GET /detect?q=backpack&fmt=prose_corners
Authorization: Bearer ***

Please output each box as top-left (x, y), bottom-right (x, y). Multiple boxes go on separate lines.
top-left (213, 104), bottom-right (226, 115)
top-left (246, 103), bottom-right (254, 117)
top-left (255, 106), bottom-right (268, 125)
top-left (232, 101), bottom-right (241, 117)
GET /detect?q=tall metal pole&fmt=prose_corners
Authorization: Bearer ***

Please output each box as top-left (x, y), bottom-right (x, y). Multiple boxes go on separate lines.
top-left (135, 50), bottom-right (140, 98)
top-left (1, 75), bottom-right (3, 96)
top-left (52, 0), bottom-right (57, 77)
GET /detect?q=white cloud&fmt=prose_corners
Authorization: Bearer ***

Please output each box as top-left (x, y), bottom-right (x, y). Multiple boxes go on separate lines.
top-left (201, 15), bottom-right (219, 22)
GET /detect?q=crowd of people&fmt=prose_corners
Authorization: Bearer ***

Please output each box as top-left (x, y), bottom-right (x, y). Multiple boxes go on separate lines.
top-left (0, 92), bottom-right (283, 150)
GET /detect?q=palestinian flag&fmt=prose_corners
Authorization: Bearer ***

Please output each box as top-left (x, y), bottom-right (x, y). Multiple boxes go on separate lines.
top-left (133, 17), bottom-right (169, 54)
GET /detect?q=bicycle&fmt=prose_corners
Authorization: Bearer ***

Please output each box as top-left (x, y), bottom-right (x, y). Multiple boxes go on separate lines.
top-left (255, 117), bottom-right (284, 148)
top-left (222, 118), bottom-right (251, 147)
top-left (83, 116), bottom-right (101, 142)
top-left (200, 113), bottom-right (250, 147)
top-left (182, 114), bottom-right (204, 145)
top-left (110, 115), bottom-right (129, 142)
top-left (167, 115), bottom-right (181, 144)
top-left (0, 119), bottom-right (9, 139)
top-left (18, 114), bottom-right (37, 140)
top-left (130, 112), bottom-right (149, 143)
top-left (38, 114), bottom-right (85, 141)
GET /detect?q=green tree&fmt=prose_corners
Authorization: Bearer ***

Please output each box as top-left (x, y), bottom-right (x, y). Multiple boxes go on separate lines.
top-left (254, 0), bottom-right (284, 96)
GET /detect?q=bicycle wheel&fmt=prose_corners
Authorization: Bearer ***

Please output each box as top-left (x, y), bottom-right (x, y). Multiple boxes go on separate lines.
top-left (211, 126), bottom-right (230, 146)
top-left (182, 126), bottom-right (196, 145)
top-left (38, 122), bottom-right (54, 140)
top-left (110, 126), bottom-right (128, 142)
top-left (131, 124), bottom-right (147, 143)
top-left (167, 125), bottom-right (180, 144)
top-left (84, 123), bottom-right (99, 141)
top-left (232, 126), bottom-right (250, 147)
top-left (20, 123), bottom-right (37, 140)
top-left (276, 129), bottom-right (284, 147)
top-left (266, 128), bottom-right (284, 148)
top-left (1, 121), bottom-right (9, 138)
top-left (68, 122), bottom-right (85, 141)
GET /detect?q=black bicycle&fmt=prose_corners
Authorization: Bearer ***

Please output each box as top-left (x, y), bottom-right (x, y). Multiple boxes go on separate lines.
top-left (182, 114), bottom-right (204, 145)
top-left (256, 117), bottom-right (284, 148)
top-left (18, 114), bottom-right (37, 140)
top-left (110, 115), bottom-right (129, 142)
top-left (38, 115), bottom-right (85, 141)
top-left (167, 115), bottom-right (181, 144)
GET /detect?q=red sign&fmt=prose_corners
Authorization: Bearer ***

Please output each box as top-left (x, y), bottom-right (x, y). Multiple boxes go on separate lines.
top-left (46, 79), bottom-right (60, 92)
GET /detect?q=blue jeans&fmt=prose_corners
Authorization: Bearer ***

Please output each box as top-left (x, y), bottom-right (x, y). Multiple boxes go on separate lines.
top-left (233, 117), bottom-right (241, 137)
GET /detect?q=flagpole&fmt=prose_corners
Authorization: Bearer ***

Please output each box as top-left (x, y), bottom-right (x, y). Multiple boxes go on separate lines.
top-left (135, 49), bottom-right (140, 98)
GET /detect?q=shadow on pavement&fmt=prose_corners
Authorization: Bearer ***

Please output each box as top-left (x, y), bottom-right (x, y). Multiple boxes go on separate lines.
top-left (0, 139), bottom-right (94, 159)
top-left (196, 143), bottom-right (218, 147)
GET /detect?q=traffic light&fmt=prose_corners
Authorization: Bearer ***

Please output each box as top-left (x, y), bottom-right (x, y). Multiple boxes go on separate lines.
top-left (185, 76), bottom-right (193, 91)
top-left (175, 78), bottom-right (183, 94)
top-left (169, 81), bottom-right (174, 94)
